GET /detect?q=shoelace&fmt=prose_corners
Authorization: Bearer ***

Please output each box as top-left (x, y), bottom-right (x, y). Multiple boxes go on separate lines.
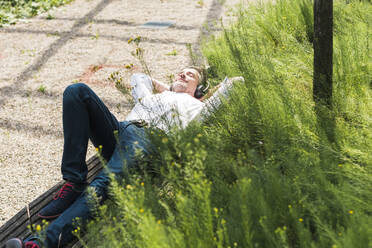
top-left (24, 241), bottom-right (40, 248)
top-left (53, 182), bottom-right (74, 200)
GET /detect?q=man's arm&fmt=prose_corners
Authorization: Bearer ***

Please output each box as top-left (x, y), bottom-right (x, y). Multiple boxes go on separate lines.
top-left (198, 76), bottom-right (244, 121)
top-left (151, 78), bottom-right (170, 93)
top-left (130, 73), bottom-right (171, 103)
top-left (130, 73), bottom-right (154, 103)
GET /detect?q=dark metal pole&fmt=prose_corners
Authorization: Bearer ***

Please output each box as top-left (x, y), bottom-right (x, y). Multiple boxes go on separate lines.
top-left (313, 0), bottom-right (333, 106)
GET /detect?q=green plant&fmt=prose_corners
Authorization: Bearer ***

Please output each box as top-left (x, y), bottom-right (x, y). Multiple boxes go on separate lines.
top-left (108, 71), bottom-right (134, 106)
top-left (0, 0), bottom-right (72, 26)
top-left (196, 0), bottom-right (204, 8)
top-left (186, 43), bottom-right (198, 66)
top-left (128, 36), bottom-right (152, 78)
top-left (166, 49), bottom-right (178, 56)
top-left (91, 31), bottom-right (100, 40)
top-left (166, 73), bottom-right (175, 84)
top-left (82, 0), bottom-right (372, 247)
top-left (37, 85), bottom-right (46, 94)
top-left (46, 13), bottom-right (54, 20)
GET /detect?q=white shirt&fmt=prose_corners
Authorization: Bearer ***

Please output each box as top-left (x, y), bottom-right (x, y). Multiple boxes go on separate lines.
top-left (125, 73), bottom-right (235, 132)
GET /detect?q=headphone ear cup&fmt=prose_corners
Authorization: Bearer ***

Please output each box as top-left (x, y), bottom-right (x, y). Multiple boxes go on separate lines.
top-left (194, 85), bottom-right (204, 99)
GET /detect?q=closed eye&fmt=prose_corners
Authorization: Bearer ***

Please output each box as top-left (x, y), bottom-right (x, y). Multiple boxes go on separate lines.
top-left (186, 72), bottom-right (195, 78)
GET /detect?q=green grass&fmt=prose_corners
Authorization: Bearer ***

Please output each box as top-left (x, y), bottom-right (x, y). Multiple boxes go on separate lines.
top-left (0, 0), bottom-right (72, 26)
top-left (37, 84), bottom-right (46, 93)
top-left (80, 0), bottom-right (372, 247)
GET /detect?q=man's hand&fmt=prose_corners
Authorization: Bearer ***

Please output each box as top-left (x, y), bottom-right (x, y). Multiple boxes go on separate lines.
top-left (230, 76), bottom-right (245, 84)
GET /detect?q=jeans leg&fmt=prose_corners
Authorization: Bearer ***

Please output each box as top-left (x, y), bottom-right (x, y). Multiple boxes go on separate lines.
top-left (44, 124), bottom-right (151, 247)
top-left (61, 83), bottom-right (119, 185)
top-left (44, 191), bottom-right (93, 247)
top-left (89, 123), bottom-right (151, 192)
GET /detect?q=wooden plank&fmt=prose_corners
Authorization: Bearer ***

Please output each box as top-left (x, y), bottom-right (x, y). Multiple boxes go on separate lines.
top-left (0, 157), bottom-right (101, 244)
top-left (0, 183), bottom-right (64, 243)
top-left (0, 157), bottom-right (102, 243)
top-left (0, 156), bottom-right (101, 247)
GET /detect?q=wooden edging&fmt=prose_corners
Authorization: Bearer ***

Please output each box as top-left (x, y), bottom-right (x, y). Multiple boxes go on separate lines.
top-left (0, 156), bottom-right (102, 247)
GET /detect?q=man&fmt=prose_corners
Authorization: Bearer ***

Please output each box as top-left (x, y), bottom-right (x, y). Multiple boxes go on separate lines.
top-left (6, 66), bottom-right (240, 248)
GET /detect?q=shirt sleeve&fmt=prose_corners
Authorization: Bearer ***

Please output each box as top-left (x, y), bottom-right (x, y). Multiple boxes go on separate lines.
top-left (198, 76), bottom-right (244, 121)
top-left (130, 73), bottom-right (154, 103)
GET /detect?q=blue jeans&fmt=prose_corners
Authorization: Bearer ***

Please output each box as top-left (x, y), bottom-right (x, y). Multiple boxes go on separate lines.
top-left (39, 83), bottom-right (151, 247)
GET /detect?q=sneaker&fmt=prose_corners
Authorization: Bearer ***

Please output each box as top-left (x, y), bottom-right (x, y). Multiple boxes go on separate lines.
top-left (5, 238), bottom-right (41, 248)
top-left (24, 241), bottom-right (40, 248)
top-left (6, 237), bottom-right (42, 248)
top-left (5, 238), bottom-right (23, 248)
top-left (38, 182), bottom-right (83, 219)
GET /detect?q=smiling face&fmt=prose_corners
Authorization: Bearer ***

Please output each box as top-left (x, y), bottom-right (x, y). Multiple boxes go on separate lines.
top-left (170, 68), bottom-right (201, 97)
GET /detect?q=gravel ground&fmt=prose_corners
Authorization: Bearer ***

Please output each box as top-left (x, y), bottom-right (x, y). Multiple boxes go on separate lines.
top-left (0, 0), bottom-right (242, 225)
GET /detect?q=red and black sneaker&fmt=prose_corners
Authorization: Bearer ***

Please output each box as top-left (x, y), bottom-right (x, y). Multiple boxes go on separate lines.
top-left (38, 182), bottom-right (83, 219)
top-left (24, 241), bottom-right (40, 248)
top-left (5, 238), bottom-right (40, 248)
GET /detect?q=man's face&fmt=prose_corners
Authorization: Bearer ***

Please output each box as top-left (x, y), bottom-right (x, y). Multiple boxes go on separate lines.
top-left (170, 68), bottom-right (200, 96)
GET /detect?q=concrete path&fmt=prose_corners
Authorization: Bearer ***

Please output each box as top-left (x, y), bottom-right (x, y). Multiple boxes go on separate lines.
top-left (0, 0), bottom-right (239, 225)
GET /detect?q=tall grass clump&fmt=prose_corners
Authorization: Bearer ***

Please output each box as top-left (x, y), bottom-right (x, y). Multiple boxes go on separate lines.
top-left (82, 0), bottom-right (372, 247)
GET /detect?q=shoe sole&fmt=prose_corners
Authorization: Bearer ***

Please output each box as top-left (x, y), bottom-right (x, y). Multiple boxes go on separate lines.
top-left (5, 238), bottom-right (23, 248)
top-left (37, 213), bottom-right (61, 219)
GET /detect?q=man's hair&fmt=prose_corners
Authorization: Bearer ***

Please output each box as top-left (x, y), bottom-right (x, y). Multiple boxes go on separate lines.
top-left (188, 66), bottom-right (207, 85)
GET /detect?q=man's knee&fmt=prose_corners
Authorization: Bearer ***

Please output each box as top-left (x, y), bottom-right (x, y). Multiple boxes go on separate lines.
top-left (63, 83), bottom-right (90, 99)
